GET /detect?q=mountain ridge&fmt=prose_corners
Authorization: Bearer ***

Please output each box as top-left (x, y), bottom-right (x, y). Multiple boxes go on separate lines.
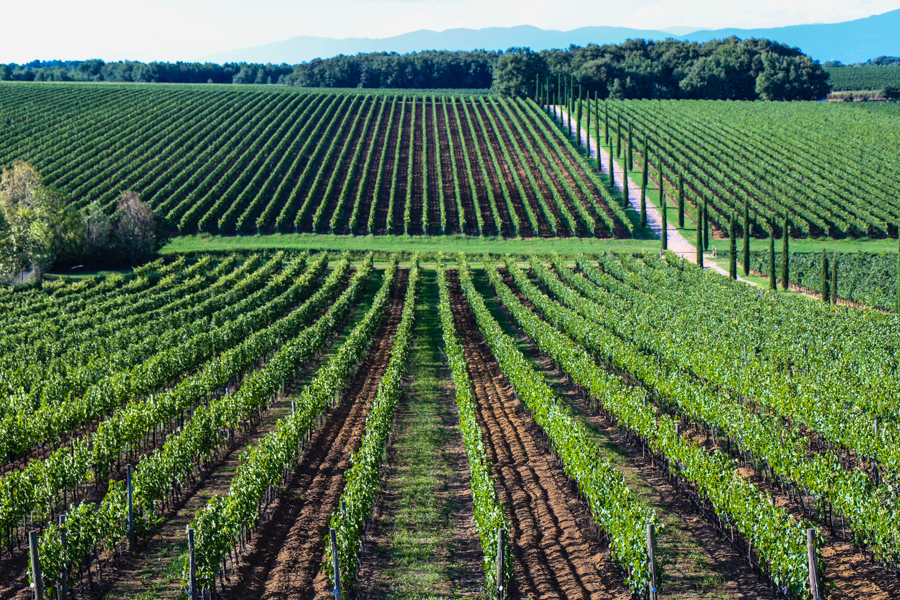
top-left (203, 9), bottom-right (900, 65)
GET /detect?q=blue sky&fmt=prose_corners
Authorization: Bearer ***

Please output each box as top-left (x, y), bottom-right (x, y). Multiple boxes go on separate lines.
top-left (2, 0), bottom-right (898, 63)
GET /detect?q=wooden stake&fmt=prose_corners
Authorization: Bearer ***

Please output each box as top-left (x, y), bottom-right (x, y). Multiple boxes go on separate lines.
top-left (188, 528), bottom-right (198, 600)
top-left (59, 516), bottom-right (67, 600)
top-left (29, 530), bottom-right (42, 600)
top-left (807, 528), bottom-right (820, 599)
top-left (647, 523), bottom-right (658, 600)
top-left (330, 528), bottom-right (343, 600)
top-left (127, 464), bottom-right (135, 551)
top-left (496, 528), bottom-right (506, 599)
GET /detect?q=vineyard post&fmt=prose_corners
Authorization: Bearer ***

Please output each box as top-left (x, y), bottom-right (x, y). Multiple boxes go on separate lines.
top-left (59, 516), bottom-right (67, 600)
top-left (647, 523), bottom-right (658, 600)
top-left (188, 528), bottom-right (198, 600)
top-left (496, 528), bottom-right (506, 599)
top-left (29, 530), bottom-right (42, 600)
top-left (127, 464), bottom-right (135, 551)
top-left (330, 528), bottom-right (343, 600)
top-left (807, 529), bottom-right (820, 599)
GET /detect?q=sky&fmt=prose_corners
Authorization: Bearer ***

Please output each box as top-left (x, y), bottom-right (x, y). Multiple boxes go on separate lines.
top-left (2, 0), bottom-right (899, 63)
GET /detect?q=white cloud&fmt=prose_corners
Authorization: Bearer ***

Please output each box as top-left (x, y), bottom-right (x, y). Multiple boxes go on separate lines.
top-left (0, 0), bottom-right (898, 62)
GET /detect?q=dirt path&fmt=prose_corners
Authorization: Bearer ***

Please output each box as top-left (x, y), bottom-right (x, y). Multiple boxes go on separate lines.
top-left (355, 271), bottom-right (483, 598)
top-left (448, 272), bottom-right (628, 600)
top-left (221, 272), bottom-right (408, 600)
top-left (551, 106), bottom-right (755, 282)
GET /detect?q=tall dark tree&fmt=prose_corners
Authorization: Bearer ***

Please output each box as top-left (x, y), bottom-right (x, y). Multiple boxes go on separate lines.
top-left (627, 124), bottom-right (634, 171)
top-left (661, 191), bottom-right (668, 252)
top-left (742, 198), bottom-right (750, 276)
top-left (696, 213), bottom-right (704, 267)
top-left (623, 176), bottom-right (629, 209)
top-left (729, 217), bottom-right (737, 279)
top-left (781, 215), bottom-right (790, 290)
top-left (642, 138), bottom-right (650, 187)
top-left (609, 141), bottom-right (615, 187)
top-left (677, 174), bottom-right (685, 228)
top-left (640, 184), bottom-right (647, 226)
top-left (831, 252), bottom-right (838, 304)
top-left (769, 224), bottom-right (777, 291)
top-left (703, 198), bottom-right (710, 251)
top-left (821, 248), bottom-right (831, 303)
top-left (576, 92), bottom-right (582, 147)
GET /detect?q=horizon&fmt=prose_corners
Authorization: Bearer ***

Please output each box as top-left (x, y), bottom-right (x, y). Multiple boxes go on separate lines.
top-left (1, 0), bottom-right (899, 63)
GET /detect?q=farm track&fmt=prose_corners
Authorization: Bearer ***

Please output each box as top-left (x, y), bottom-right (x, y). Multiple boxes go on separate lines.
top-left (448, 272), bottom-right (628, 600)
top-left (221, 272), bottom-right (408, 600)
top-left (498, 268), bottom-right (773, 599)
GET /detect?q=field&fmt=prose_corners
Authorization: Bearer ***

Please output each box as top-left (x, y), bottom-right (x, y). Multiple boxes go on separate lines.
top-left (826, 66), bottom-right (900, 91)
top-left (585, 99), bottom-right (900, 239)
top-left (0, 83), bottom-right (631, 239)
top-left (0, 251), bottom-right (898, 600)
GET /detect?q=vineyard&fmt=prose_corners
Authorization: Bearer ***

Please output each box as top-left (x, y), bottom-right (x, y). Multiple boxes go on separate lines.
top-left (0, 251), bottom-right (896, 600)
top-left (826, 66), bottom-right (900, 91)
top-left (0, 83), bottom-right (631, 239)
top-left (564, 96), bottom-right (900, 239)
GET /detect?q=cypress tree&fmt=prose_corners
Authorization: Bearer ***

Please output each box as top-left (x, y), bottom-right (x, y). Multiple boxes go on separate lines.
top-left (897, 232), bottom-right (900, 313)
top-left (657, 158), bottom-right (664, 208)
top-left (593, 93), bottom-right (600, 154)
top-left (575, 96), bottom-right (582, 147)
top-left (696, 213), bottom-right (704, 267)
top-left (585, 94), bottom-right (591, 153)
top-left (821, 248), bottom-right (830, 303)
top-left (640, 184), bottom-right (647, 227)
top-left (617, 117), bottom-right (623, 158)
top-left (677, 174), bottom-right (685, 228)
top-left (769, 225), bottom-right (776, 291)
top-left (781, 215), bottom-right (790, 290)
top-left (832, 252), bottom-right (838, 303)
top-left (742, 199), bottom-right (750, 276)
top-left (627, 124), bottom-right (634, 171)
top-left (535, 74), bottom-right (539, 100)
top-left (642, 138), bottom-right (649, 187)
top-left (703, 200), bottom-right (710, 251)
top-left (623, 175), bottom-right (629, 209)
top-left (609, 141), bottom-right (615, 187)
top-left (604, 104), bottom-right (609, 145)
top-left (661, 190), bottom-right (668, 252)
top-left (729, 217), bottom-right (737, 279)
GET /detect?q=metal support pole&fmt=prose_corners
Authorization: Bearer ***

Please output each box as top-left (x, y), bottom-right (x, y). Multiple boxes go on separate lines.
top-left (647, 523), bottom-right (658, 600)
top-left (127, 464), bottom-right (135, 551)
top-left (188, 528), bottom-right (198, 600)
top-left (28, 530), bottom-right (43, 600)
top-left (59, 516), bottom-right (67, 600)
top-left (330, 528), bottom-right (343, 600)
top-left (496, 528), bottom-right (506, 599)
top-left (807, 528), bottom-right (820, 600)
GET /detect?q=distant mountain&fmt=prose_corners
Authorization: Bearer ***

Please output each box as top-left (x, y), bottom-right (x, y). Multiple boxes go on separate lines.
top-left (204, 9), bottom-right (900, 65)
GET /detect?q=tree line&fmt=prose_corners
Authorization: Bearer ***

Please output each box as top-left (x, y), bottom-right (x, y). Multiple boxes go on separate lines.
top-left (1, 37), bottom-right (830, 100)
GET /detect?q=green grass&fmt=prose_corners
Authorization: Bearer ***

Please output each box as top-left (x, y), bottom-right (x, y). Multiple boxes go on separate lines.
top-left (361, 269), bottom-right (483, 598)
top-left (162, 233), bottom-right (662, 257)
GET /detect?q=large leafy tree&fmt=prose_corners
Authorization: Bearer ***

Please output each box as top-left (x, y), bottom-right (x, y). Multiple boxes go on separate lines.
top-left (0, 161), bottom-right (81, 280)
top-left (491, 47), bottom-right (549, 98)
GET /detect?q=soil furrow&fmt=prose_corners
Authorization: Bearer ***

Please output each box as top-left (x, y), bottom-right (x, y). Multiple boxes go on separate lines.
top-left (224, 271), bottom-right (408, 600)
top-left (448, 272), bottom-right (627, 600)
